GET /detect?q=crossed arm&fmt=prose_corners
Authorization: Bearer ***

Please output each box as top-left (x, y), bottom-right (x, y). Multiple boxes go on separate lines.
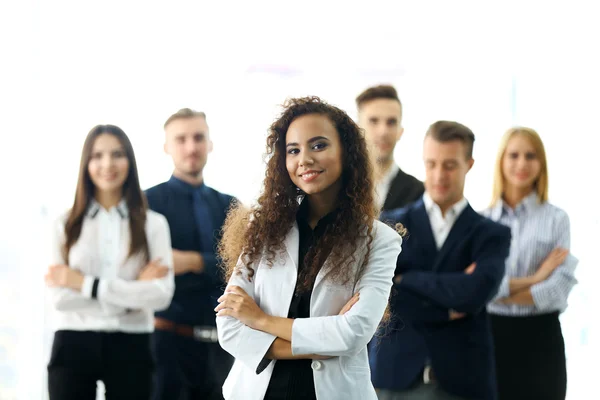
top-left (391, 227), bottom-right (511, 323)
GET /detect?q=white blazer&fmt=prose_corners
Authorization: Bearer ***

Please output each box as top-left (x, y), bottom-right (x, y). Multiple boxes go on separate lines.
top-left (216, 220), bottom-right (402, 400)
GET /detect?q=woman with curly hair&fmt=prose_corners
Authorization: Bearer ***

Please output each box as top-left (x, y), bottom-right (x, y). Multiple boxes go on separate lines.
top-left (214, 97), bottom-right (403, 400)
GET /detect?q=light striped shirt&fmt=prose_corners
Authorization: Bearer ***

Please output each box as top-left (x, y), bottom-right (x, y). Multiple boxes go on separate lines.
top-left (482, 192), bottom-right (578, 316)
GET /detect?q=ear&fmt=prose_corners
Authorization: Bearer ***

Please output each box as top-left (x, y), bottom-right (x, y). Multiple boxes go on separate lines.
top-left (163, 141), bottom-right (168, 155)
top-left (208, 139), bottom-right (214, 153)
top-left (467, 158), bottom-right (475, 172)
top-left (396, 127), bottom-right (405, 142)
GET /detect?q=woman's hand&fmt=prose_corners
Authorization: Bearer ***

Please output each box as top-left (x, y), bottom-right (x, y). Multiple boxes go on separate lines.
top-left (138, 258), bottom-right (169, 281)
top-left (45, 265), bottom-right (84, 291)
top-left (339, 292), bottom-right (360, 315)
top-left (215, 285), bottom-right (268, 330)
top-left (534, 248), bottom-right (568, 282)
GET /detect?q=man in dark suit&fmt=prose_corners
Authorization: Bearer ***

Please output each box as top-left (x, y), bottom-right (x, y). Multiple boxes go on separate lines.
top-left (356, 85), bottom-right (424, 211)
top-left (370, 121), bottom-right (511, 400)
top-left (146, 108), bottom-right (235, 400)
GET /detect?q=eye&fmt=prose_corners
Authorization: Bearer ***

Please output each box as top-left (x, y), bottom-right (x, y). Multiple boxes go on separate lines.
top-left (312, 142), bottom-right (327, 150)
top-left (287, 148), bottom-right (299, 155)
top-left (525, 152), bottom-right (537, 160)
top-left (113, 150), bottom-right (126, 158)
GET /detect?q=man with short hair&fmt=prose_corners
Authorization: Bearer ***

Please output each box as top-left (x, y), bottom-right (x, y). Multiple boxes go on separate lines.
top-left (356, 84), bottom-right (424, 211)
top-left (146, 108), bottom-right (235, 400)
top-left (370, 121), bottom-right (511, 400)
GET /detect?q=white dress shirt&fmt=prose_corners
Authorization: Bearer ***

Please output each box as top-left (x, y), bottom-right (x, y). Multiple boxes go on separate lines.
top-left (375, 163), bottom-right (399, 210)
top-left (482, 193), bottom-right (578, 315)
top-left (422, 192), bottom-right (469, 249)
top-left (47, 200), bottom-right (175, 333)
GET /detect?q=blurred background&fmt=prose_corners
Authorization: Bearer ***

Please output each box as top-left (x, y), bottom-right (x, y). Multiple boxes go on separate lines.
top-left (0, 0), bottom-right (597, 398)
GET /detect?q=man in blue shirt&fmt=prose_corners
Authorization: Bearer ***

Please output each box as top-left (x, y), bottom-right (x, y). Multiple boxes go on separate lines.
top-left (146, 108), bottom-right (236, 400)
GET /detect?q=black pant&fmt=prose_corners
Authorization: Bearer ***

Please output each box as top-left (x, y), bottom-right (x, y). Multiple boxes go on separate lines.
top-left (151, 330), bottom-right (234, 400)
top-left (48, 330), bottom-right (153, 400)
top-left (490, 312), bottom-right (567, 400)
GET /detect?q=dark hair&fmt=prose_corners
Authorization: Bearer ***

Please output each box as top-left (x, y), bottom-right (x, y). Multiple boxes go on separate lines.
top-left (356, 84), bottom-right (402, 111)
top-left (426, 120), bottom-right (476, 159)
top-left (63, 125), bottom-right (149, 263)
top-left (219, 96), bottom-right (377, 292)
top-left (164, 108), bottom-right (207, 130)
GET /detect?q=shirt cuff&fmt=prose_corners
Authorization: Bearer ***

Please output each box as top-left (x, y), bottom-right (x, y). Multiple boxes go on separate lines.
top-left (81, 275), bottom-right (97, 298)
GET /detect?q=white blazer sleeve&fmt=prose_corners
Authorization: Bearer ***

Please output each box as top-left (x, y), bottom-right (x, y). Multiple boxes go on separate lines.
top-left (46, 214), bottom-right (114, 315)
top-left (216, 259), bottom-right (277, 373)
top-left (291, 223), bottom-right (401, 357)
top-left (92, 213), bottom-right (175, 311)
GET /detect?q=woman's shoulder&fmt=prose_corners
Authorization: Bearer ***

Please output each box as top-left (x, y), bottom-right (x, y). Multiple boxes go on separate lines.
top-left (145, 209), bottom-right (170, 230)
top-left (538, 202), bottom-right (570, 224)
top-left (372, 220), bottom-right (403, 245)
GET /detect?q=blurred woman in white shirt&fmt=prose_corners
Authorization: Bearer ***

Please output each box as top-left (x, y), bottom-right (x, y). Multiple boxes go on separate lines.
top-left (44, 124), bottom-right (175, 400)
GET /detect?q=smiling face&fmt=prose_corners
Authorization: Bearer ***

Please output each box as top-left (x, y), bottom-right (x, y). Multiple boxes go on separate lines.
top-left (423, 135), bottom-right (473, 212)
top-left (502, 134), bottom-right (542, 191)
top-left (285, 113), bottom-right (344, 198)
top-left (87, 133), bottom-right (130, 195)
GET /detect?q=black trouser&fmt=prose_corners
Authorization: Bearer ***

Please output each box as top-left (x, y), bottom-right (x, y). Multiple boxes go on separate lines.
top-left (47, 330), bottom-right (153, 400)
top-left (490, 312), bottom-right (567, 400)
top-left (151, 329), bottom-right (234, 400)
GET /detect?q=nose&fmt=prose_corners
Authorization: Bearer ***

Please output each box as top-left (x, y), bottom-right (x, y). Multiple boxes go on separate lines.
top-left (515, 155), bottom-right (528, 169)
top-left (101, 154), bottom-right (114, 169)
top-left (299, 151), bottom-right (314, 167)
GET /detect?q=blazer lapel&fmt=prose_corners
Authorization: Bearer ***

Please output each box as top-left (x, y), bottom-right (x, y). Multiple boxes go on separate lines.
top-left (283, 222), bottom-right (300, 271)
top-left (411, 200), bottom-right (438, 259)
top-left (382, 169), bottom-right (404, 210)
top-left (432, 205), bottom-right (476, 272)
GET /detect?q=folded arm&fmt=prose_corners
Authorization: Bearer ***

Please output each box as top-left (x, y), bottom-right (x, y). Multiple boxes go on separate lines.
top-left (396, 226), bottom-right (511, 314)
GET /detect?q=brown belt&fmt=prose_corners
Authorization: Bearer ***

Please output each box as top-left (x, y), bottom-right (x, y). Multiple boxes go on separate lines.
top-left (154, 317), bottom-right (218, 343)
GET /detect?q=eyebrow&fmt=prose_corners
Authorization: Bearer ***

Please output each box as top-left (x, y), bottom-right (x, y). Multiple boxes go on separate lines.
top-left (286, 136), bottom-right (330, 148)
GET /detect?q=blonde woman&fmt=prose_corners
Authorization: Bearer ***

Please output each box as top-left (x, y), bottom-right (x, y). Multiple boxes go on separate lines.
top-left (482, 127), bottom-right (578, 400)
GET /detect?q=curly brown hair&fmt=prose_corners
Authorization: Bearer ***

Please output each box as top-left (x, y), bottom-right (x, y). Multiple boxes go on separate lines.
top-left (219, 96), bottom-right (379, 291)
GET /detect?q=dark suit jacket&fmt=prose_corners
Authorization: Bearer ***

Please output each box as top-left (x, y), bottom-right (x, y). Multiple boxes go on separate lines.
top-left (382, 168), bottom-right (424, 211)
top-left (369, 199), bottom-right (511, 400)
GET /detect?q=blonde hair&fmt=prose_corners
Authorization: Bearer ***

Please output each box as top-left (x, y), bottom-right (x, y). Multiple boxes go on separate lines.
top-left (491, 127), bottom-right (548, 206)
top-left (164, 108), bottom-right (206, 129)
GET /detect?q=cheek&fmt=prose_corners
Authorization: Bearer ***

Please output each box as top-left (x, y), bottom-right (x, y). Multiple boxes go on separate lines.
top-left (117, 159), bottom-right (130, 175)
top-left (87, 161), bottom-right (98, 177)
top-left (285, 159), bottom-right (297, 180)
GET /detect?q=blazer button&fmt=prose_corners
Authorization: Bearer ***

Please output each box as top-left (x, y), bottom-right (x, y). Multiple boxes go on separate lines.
top-left (311, 360), bottom-right (323, 371)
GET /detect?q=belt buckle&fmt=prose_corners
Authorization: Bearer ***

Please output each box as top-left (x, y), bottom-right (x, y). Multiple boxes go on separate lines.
top-left (193, 326), bottom-right (218, 343)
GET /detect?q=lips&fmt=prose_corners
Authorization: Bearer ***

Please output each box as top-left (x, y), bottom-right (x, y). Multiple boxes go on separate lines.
top-left (300, 170), bottom-right (322, 182)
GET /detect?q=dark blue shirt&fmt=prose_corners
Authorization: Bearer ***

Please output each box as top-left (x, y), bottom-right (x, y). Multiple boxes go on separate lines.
top-left (145, 175), bottom-right (236, 326)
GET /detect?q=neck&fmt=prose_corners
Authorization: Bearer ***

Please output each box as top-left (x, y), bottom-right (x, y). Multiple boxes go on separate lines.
top-left (503, 185), bottom-right (533, 209)
top-left (95, 190), bottom-right (122, 210)
top-left (174, 169), bottom-right (203, 186)
top-left (305, 184), bottom-right (341, 229)
top-left (374, 157), bottom-right (394, 182)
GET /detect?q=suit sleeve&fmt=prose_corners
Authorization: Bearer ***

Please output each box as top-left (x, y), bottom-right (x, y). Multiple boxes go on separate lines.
top-left (397, 224), bottom-right (511, 313)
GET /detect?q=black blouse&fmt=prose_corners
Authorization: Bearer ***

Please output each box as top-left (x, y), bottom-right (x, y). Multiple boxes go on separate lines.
top-left (263, 201), bottom-right (337, 400)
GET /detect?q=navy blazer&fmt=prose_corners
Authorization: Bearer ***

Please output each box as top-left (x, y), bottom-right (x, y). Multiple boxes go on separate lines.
top-left (369, 199), bottom-right (511, 400)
